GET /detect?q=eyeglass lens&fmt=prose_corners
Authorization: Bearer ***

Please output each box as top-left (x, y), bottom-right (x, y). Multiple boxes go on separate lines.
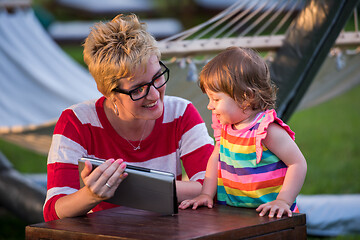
top-left (130, 64), bottom-right (169, 100)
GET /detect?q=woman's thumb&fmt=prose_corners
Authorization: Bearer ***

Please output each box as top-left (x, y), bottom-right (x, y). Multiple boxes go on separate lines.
top-left (81, 160), bottom-right (93, 179)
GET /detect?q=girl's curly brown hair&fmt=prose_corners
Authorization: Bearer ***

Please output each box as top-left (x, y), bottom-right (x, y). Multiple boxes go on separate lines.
top-left (199, 47), bottom-right (277, 111)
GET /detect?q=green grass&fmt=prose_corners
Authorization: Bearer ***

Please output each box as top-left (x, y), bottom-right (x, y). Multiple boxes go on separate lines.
top-left (0, 140), bottom-right (46, 240)
top-left (289, 85), bottom-right (360, 195)
top-left (0, 138), bottom-right (47, 173)
top-left (290, 85), bottom-right (360, 240)
top-left (61, 45), bottom-right (86, 67)
top-left (0, 138), bottom-right (46, 173)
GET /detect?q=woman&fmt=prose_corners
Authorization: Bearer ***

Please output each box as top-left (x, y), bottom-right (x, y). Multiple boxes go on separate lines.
top-left (43, 14), bottom-right (214, 222)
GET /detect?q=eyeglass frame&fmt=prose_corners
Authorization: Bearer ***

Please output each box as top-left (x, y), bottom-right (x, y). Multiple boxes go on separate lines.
top-left (111, 61), bottom-right (169, 101)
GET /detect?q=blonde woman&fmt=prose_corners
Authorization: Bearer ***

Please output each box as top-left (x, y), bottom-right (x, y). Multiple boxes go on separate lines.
top-left (43, 14), bottom-right (214, 222)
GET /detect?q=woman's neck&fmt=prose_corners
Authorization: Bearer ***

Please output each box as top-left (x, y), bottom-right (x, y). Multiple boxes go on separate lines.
top-left (103, 98), bottom-right (154, 141)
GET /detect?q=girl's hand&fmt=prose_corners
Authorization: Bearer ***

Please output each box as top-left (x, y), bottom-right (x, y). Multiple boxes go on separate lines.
top-left (178, 194), bottom-right (214, 210)
top-left (256, 199), bottom-right (292, 218)
top-left (81, 158), bottom-right (128, 201)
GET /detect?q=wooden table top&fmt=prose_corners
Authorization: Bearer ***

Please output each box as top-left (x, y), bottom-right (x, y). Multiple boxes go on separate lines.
top-left (26, 205), bottom-right (306, 239)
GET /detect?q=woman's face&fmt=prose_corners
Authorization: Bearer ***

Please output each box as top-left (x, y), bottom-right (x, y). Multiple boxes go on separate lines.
top-left (114, 55), bottom-right (166, 121)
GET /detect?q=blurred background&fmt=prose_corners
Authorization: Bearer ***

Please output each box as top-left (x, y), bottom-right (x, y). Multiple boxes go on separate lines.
top-left (0, 0), bottom-right (359, 239)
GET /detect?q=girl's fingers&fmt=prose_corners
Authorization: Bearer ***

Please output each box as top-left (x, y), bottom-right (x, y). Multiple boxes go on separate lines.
top-left (256, 204), bottom-right (264, 212)
top-left (179, 201), bottom-right (191, 209)
top-left (258, 205), bottom-right (271, 217)
top-left (276, 208), bottom-right (285, 218)
top-left (268, 207), bottom-right (277, 218)
top-left (179, 200), bottom-right (196, 209)
top-left (285, 208), bottom-right (292, 217)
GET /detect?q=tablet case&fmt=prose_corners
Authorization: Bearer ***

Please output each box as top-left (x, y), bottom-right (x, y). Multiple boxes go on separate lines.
top-left (78, 157), bottom-right (178, 215)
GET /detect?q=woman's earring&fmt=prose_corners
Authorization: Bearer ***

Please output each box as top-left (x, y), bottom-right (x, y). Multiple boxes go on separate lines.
top-left (114, 102), bottom-right (119, 116)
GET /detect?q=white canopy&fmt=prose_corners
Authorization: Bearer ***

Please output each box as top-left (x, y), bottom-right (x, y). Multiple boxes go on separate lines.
top-left (0, 8), bottom-right (101, 133)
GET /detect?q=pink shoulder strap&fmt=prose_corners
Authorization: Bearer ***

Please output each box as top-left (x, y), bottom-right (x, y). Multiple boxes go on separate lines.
top-left (255, 109), bottom-right (295, 164)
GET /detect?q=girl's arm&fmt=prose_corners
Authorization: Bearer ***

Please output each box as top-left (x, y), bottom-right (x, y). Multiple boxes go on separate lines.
top-left (201, 143), bottom-right (220, 198)
top-left (257, 123), bottom-right (307, 218)
top-left (175, 180), bottom-right (202, 202)
top-left (178, 144), bottom-right (220, 209)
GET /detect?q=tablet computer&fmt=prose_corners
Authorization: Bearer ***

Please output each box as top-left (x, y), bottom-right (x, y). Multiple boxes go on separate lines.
top-left (78, 157), bottom-right (178, 215)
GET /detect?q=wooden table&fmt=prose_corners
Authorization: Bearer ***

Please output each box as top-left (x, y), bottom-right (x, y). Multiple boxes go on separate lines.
top-left (26, 205), bottom-right (306, 239)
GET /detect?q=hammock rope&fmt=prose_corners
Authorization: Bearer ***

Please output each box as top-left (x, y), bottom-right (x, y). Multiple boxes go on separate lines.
top-left (158, 0), bottom-right (359, 58)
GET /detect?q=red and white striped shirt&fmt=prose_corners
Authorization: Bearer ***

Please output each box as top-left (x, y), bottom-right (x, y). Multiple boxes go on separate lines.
top-left (43, 96), bottom-right (214, 221)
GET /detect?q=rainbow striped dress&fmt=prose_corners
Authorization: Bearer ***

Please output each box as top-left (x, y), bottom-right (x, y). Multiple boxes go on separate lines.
top-left (212, 109), bottom-right (298, 212)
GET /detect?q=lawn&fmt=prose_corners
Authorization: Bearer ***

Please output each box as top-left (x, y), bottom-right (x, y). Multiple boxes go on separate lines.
top-left (289, 84), bottom-right (360, 195)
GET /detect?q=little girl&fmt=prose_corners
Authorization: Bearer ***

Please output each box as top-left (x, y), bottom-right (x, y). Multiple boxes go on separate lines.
top-left (179, 47), bottom-right (307, 218)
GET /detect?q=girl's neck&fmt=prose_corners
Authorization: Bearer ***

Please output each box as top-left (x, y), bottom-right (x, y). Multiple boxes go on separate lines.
top-left (233, 110), bottom-right (262, 130)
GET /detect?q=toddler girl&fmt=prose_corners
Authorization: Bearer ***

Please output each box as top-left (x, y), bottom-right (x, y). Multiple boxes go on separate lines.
top-left (179, 47), bottom-right (307, 218)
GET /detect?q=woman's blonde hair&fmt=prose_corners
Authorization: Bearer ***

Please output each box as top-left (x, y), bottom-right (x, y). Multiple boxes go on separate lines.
top-left (83, 14), bottom-right (161, 97)
top-left (199, 47), bottom-right (277, 111)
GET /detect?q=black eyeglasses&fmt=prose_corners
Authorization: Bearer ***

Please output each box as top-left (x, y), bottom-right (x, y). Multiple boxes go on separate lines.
top-left (112, 61), bottom-right (170, 101)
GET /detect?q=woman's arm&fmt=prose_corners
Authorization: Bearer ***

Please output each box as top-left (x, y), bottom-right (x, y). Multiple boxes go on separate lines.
top-left (54, 159), bottom-right (127, 219)
top-left (257, 123), bottom-right (307, 217)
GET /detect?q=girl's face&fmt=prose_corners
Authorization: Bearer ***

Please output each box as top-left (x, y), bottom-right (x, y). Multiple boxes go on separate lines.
top-left (206, 89), bottom-right (251, 126)
top-left (114, 55), bottom-right (166, 121)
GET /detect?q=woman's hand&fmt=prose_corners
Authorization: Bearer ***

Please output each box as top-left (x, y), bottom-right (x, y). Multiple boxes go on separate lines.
top-left (178, 194), bottom-right (214, 210)
top-left (81, 158), bottom-right (128, 201)
top-left (256, 199), bottom-right (292, 218)
top-left (54, 158), bottom-right (128, 219)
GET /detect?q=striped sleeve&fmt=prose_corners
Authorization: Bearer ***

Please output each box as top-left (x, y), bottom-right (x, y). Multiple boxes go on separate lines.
top-left (43, 108), bottom-right (88, 222)
top-left (173, 99), bottom-right (214, 183)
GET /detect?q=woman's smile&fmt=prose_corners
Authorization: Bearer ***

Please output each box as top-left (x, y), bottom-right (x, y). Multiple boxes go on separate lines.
top-left (143, 100), bottom-right (158, 108)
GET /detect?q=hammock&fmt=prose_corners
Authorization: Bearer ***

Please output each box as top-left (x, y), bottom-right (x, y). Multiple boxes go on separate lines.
top-left (159, 0), bottom-right (360, 124)
top-left (159, 0), bottom-right (305, 57)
